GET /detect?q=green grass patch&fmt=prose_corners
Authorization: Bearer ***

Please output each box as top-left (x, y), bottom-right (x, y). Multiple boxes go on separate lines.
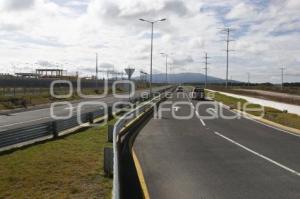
top-left (0, 122), bottom-right (114, 199)
top-left (0, 86), bottom-right (136, 111)
top-left (210, 91), bottom-right (300, 130)
top-left (212, 92), bottom-right (247, 108)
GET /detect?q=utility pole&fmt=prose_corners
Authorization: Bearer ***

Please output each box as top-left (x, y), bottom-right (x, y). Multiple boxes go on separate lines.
top-left (203, 52), bottom-right (210, 88)
top-left (95, 53), bottom-right (98, 89)
top-left (160, 53), bottom-right (169, 84)
top-left (280, 67), bottom-right (285, 90)
top-left (169, 63), bottom-right (172, 84)
top-left (222, 27), bottom-right (234, 88)
top-left (140, 70), bottom-right (148, 82)
top-left (247, 72), bottom-right (250, 86)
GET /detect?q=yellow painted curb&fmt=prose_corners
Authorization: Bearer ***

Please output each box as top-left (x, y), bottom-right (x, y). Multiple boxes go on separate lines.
top-left (208, 90), bottom-right (300, 136)
top-left (232, 109), bottom-right (300, 136)
top-left (132, 149), bottom-right (150, 199)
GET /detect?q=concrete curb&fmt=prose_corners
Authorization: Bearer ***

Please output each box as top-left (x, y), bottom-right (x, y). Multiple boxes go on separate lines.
top-left (235, 109), bottom-right (300, 136)
top-left (207, 88), bottom-right (300, 136)
top-left (217, 101), bottom-right (300, 136)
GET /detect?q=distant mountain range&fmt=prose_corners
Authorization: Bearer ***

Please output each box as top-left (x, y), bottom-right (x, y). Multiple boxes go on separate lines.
top-left (146, 73), bottom-right (231, 84)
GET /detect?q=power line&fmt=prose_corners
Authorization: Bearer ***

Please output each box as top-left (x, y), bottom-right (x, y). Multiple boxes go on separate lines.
top-left (95, 53), bottom-right (98, 89)
top-left (160, 53), bottom-right (169, 84)
top-left (203, 52), bottom-right (210, 88)
top-left (247, 72), bottom-right (250, 86)
top-left (280, 67), bottom-right (285, 90)
top-left (221, 27), bottom-right (234, 88)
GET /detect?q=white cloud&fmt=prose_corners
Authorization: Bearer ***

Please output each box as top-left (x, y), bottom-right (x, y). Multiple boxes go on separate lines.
top-left (0, 0), bottom-right (299, 83)
top-left (100, 62), bottom-right (114, 69)
top-left (0, 0), bottom-right (36, 11)
top-left (226, 2), bottom-right (258, 22)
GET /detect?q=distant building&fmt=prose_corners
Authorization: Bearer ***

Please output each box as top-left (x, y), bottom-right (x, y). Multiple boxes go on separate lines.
top-left (0, 73), bottom-right (14, 79)
top-left (36, 69), bottom-right (64, 78)
top-left (15, 73), bottom-right (40, 79)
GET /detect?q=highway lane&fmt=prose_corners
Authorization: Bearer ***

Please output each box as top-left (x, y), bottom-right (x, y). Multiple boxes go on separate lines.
top-left (0, 87), bottom-right (168, 131)
top-left (133, 91), bottom-right (300, 199)
top-left (196, 100), bottom-right (300, 172)
top-left (0, 96), bottom-right (114, 131)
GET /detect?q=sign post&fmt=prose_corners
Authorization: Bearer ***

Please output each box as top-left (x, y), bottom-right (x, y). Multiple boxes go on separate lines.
top-left (124, 67), bottom-right (135, 101)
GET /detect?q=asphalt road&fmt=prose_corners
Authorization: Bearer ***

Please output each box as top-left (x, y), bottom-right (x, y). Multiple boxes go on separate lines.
top-left (0, 87), bottom-right (168, 132)
top-left (133, 90), bottom-right (300, 199)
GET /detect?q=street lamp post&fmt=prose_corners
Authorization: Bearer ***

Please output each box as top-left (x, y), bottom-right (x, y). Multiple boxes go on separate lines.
top-left (139, 18), bottom-right (166, 96)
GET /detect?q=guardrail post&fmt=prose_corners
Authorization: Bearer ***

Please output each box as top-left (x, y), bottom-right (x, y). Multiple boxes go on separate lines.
top-left (52, 121), bottom-right (59, 138)
top-left (88, 112), bottom-right (94, 124)
top-left (107, 125), bottom-right (113, 143)
top-left (104, 147), bottom-right (113, 177)
top-left (139, 97), bottom-right (142, 102)
top-left (108, 106), bottom-right (113, 120)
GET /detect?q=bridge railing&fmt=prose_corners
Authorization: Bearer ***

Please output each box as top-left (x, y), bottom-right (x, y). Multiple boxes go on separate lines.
top-left (0, 86), bottom-right (172, 152)
top-left (110, 91), bottom-right (169, 199)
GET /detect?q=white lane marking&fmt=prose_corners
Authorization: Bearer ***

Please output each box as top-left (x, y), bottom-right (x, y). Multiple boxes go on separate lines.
top-left (185, 93), bottom-right (192, 103)
top-left (173, 106), bottom-right (180, 111)
top-left (214, 131), bottom-right (300, 177)
top-left (217, 102), bottom-right (300, 138)
top-left (190, 102), bottom-right (195, 110)
top-left (185, 91), bottom-right (206, 127)
top-left (64, 107), bottom-right (76, 110)
top-left (246, 116), bottom-right (300, 138)
top-left (195, 111), bottom-right (206, 126)
top-left (207, 108), bottom-right (216, 113)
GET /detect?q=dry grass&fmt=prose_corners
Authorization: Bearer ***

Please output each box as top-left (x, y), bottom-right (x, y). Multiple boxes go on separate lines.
top-left (0, 85), bottom-right (152, 111)
top-left (207, 86), bottom-right (300, 105)
top-left (0, 123), bottom-right (113, 199)
top-left (0, 89), bottom-right (110, 111)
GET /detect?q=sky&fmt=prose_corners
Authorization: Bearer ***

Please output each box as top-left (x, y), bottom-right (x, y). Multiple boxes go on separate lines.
top-left (0, 0), bottom-right (299, 83)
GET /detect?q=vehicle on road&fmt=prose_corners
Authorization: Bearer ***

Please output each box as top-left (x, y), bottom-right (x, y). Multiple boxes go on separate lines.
top-left (192, 87), bottom-right (205, 100)
top-left (176, 86), bottom-right (184, 92)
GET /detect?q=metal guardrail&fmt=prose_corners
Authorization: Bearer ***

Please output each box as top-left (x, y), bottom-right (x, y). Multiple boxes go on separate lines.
top-left (0, 108), bottom-right (107, 151)
top-left (0, 86), bottom-right (172, 152)
top-left (0, 123), bottom-right (51, 148)
top-left (111, 91), bottom-right (169, 199)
